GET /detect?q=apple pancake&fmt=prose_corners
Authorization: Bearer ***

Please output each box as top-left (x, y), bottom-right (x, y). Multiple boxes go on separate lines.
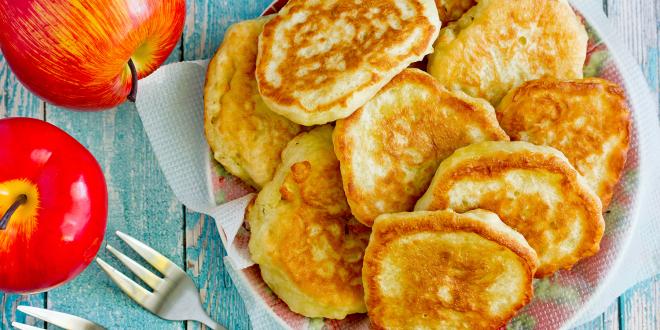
top-left (415, 141), bottom-right (605, 277)
top-left (435, 0), bottom-right (477, 23)
top-left (204, 17), bottom-right (301, 189)
top-left (247, 125), bottom-right (370, 319)
top-left (256, 0), bottom-right (441, 125)
top-left (497, 78), bottom-right (631, 208)
top-left (427, 0), bottom-right (587, 105)
top-left (363, 209), bottom-right (538, 329)
top-left (333, 69), bottom-right (509, 227)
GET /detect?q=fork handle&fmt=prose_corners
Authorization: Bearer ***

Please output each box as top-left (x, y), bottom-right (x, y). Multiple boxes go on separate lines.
top-left (195, 314), bottom-right (226, 330)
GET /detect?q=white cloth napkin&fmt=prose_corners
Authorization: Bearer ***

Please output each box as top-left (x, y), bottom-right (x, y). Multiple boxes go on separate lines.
top-left (134, 2), bottom-right (659, 328)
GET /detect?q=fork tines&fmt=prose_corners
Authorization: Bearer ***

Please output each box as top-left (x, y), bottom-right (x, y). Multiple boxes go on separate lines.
top-left (96, 231), bottom-right (183, 310)
top-left (96, 231), bottom-right (223, 329)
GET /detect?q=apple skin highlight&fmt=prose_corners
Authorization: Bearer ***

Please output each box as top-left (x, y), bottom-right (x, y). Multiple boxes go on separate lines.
top-left (0, 118), bottom-right (108, 294)
top-left (0, 0), bottom-right (185, 110)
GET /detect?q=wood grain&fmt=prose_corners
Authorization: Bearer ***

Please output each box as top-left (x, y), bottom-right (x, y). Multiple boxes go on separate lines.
top-left (182, 0), bottom-right (272, 60)
top-left (0, 52), bottom-right (47, 329)
top-left (0, 53), bottom-right (44, 118)
top-left (573, 302), bottom-right (620, 330)
top-left (43, 102), bottom-right (184, 329)
top-left (181, 1), bottom-right (270, 329)
top-left (620, 275), bottom-right (660, 329)
top-left (42, 42), bottom-right (186, 329)
top-left (184, 212), bottom-right (250, 330)
top-left (0, 0), bottom-right (657, 329)
top-left (607, 0), bottom-right (660, 329)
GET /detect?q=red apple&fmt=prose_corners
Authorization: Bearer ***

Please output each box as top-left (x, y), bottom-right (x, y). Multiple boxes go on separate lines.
top-left (0, 117), bottom-right (108, 293)
top-left (0, 0), bottom-right (185, 110)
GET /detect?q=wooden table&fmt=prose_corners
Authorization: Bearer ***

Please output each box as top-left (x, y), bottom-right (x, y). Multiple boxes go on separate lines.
top-left (1, 0), bottom-right (658, 329)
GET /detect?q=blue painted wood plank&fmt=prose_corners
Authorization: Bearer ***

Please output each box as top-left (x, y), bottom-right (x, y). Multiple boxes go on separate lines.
top-left (0, 52), bottom-right (45, 119)
top-left (603, 302), bottom-right (621, 330)
top-left (0, 0), bottom-right (657, 329)
top-left (0, 52), bottom-right (47, 329)
top-left (182, 0), bottom-right (273, 60)
top-left (43, 102), bottom-right (184, 329)
top-left (620, 275), bottom-right (659, 329)
top-left (573, 302), bottom-right (620, 330)
top-left (185, 212), bottom-right (250, 330)
top-left (37, 32), bottom-right (186, 330)
top-left (181, 1), bottom-right (274, 329)
top-left (607, 0), bottom-right (659, 328)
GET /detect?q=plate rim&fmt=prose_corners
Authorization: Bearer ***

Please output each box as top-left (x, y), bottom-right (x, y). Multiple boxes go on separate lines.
top-left (219, 0), bottom-right (657, 328)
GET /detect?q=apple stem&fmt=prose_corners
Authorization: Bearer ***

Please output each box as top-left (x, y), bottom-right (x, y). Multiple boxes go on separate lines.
top-left (0, 194), bottom-right (27, 230)
top-left (127, 58), bottom-right (138, 103)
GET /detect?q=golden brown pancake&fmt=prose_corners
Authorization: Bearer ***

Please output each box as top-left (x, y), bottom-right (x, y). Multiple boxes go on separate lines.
top-left (256, 0), bottom-right (441, 125)
top-left (247, 125), bottom-right (370, 319)
top-left (496, 78), bottom-right (631, 208)
top-left (435, 0), bottom-right (477, 23)
top-left (333, 69), bottom-right (508, 227)
top-left (363, 209), bottom-right (538, 329)
top-left (415, 141), bottom-right (605, 277)
top-left (204, 17), bottom-right (301, 189)
top-left (428, 0), bottom-right (587, 105)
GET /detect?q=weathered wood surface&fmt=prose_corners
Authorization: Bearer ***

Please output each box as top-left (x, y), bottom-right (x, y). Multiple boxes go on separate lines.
top-left (608, 0), bottom-right (660, 329)
top-left (0, 52), bottom-right (46, 329)
top-left (0, 0), bottom-right (657, 329)
top-left (182, 2), bottom-right (271, 329)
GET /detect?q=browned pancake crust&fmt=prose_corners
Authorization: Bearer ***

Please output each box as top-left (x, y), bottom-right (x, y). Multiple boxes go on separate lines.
top-left (256, 0), bottom-right (440, 124)
top-left (428, 0), bottom-right (587, 105)
top-left (364, 210), bottom-right (538, 329)
top-left (203, 17), bottom-right (301, 188)
top-left (247, 126), bottom-right (369, 318)
top-left (334, 69), bottom-right (508, 226)
top-left (435, 0), bottom-right (477, 22)
top-left (415, 142), bottom-right (605, 277)
top-left (496, 78), bottom-right (631, 208)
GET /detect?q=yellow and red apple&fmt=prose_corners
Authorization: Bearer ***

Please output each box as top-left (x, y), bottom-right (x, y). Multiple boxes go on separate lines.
top-left (0, 118), bottom-right (108, 293)
top-left (0, 0), bottom-right (185, 110)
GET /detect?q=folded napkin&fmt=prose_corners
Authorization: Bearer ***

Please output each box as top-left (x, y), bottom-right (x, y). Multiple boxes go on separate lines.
top-left (134, 2), bottom-right (659, 328)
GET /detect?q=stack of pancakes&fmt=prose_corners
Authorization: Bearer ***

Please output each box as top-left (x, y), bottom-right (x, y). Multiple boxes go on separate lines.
top-left (203, 0), bottom-right (631, 328)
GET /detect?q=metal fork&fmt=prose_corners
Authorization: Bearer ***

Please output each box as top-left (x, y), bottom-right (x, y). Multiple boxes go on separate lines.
top-left (13, 306), bottom-right (104, 330)
top-left (96, 231), bottom-right (225, 330)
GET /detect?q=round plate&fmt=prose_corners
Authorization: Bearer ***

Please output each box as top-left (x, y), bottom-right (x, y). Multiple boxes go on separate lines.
top-left (205, 1), bottom-right (653, 328)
